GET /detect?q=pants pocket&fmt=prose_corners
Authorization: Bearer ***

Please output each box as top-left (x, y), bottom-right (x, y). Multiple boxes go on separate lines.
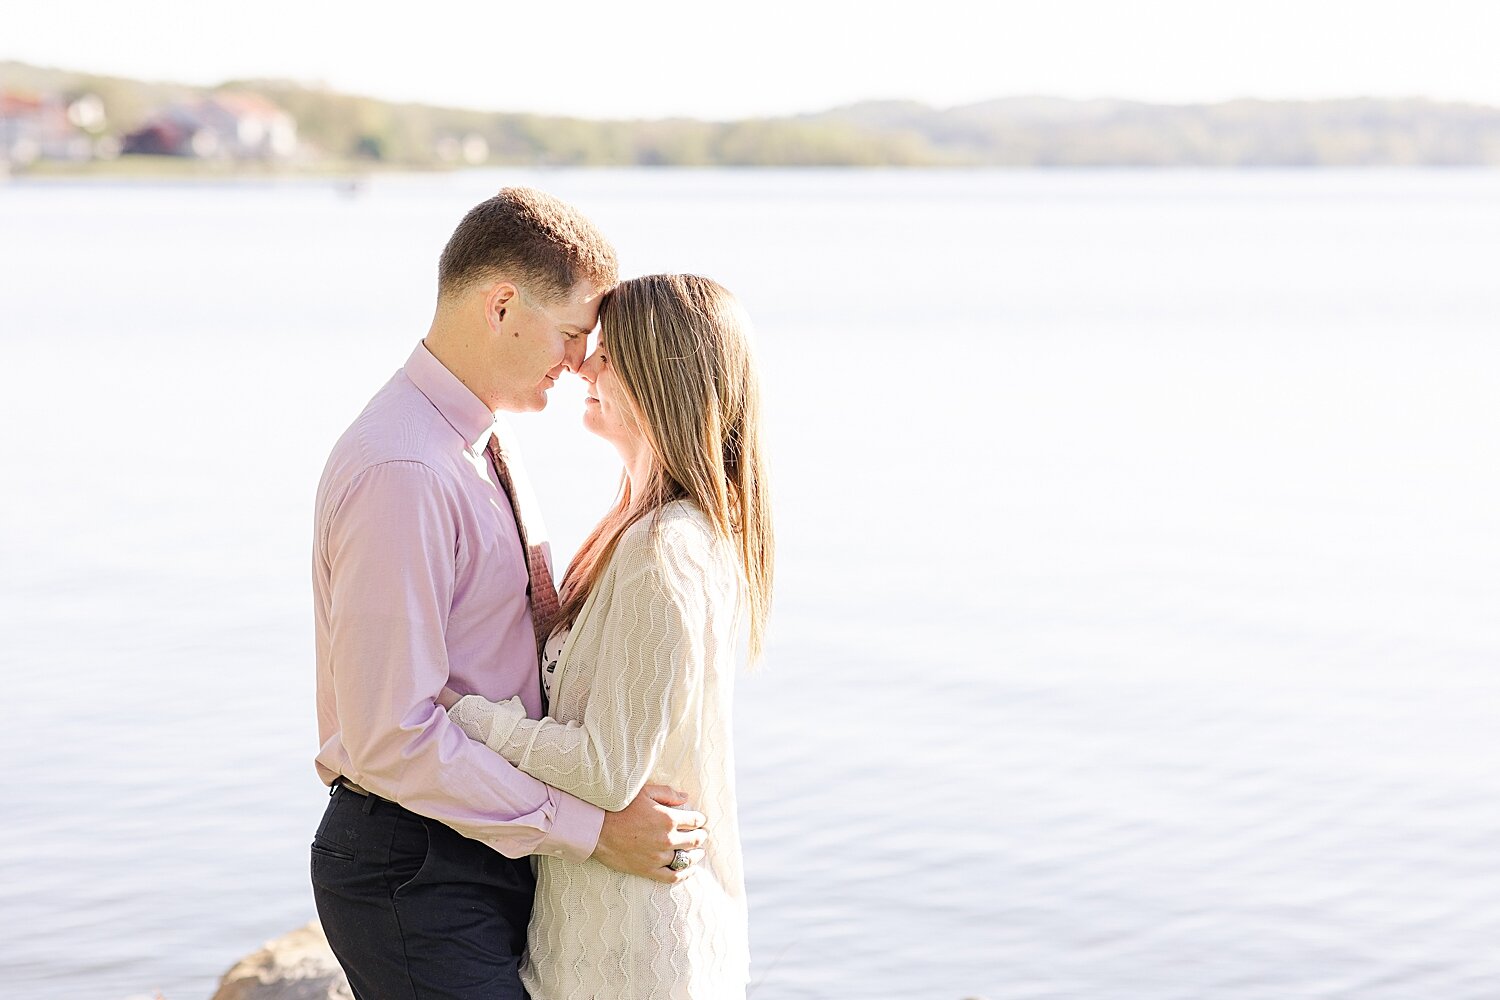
top-left (310, 788), bottom-right (363, 862)
top-left (309, 831), bottom-right (361, 895)
top-left (389, 811), bottom-right (433, 897)
top-left (310, 839), bottom-right (357, 863)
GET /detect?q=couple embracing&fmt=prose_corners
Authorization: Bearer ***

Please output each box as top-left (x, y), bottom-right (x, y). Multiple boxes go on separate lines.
top-left (309, 187), bottom-right (773, 999)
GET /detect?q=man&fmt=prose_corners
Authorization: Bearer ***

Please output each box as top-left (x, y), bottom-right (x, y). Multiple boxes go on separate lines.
top-left (310, 187), bottom-right (707, 999)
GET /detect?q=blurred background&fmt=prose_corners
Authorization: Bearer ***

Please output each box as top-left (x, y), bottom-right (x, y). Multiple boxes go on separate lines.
top-left (2, 3), bottom-right (1498, 999)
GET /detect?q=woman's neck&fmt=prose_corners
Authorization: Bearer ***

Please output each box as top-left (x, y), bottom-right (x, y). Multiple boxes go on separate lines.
top-left (620, 444), bottom-right (654, 499)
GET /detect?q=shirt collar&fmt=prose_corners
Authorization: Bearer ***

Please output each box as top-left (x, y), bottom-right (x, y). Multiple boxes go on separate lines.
top-left (403, 341), bottom-right (500, 453)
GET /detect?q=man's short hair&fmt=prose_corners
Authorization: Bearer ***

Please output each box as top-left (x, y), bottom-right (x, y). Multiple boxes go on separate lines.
top-left (438, 187), bottom-right (618, 303)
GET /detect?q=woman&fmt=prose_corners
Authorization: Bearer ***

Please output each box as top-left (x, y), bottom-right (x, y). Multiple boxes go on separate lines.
top-left (443, 274), bottom-right (773, 999)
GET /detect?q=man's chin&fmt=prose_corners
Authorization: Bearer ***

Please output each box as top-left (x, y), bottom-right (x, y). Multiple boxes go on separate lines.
top-left (529, 380), bottom-right (560, 411)
top-left (495, 394), bottom-right (546, 415)
top-left (500, 381), bottom-right (558, 413)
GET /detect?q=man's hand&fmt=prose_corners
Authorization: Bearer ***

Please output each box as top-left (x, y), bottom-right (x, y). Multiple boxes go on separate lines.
top-left (592, 784), bottom-right (708, 884)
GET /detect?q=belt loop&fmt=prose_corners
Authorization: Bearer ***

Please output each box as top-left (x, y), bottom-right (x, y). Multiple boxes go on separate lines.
top-left (362, 790), bottom-right (377, 815)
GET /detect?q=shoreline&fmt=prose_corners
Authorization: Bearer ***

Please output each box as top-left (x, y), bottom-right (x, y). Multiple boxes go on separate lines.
top-left (6, 155), bottom-right (1500, 185)
top-left (0, 155), bottom-right (433, 184)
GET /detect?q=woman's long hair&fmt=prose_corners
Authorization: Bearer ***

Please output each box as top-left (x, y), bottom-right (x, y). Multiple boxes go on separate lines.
top-left (550, 274), bottom-right (774, 661)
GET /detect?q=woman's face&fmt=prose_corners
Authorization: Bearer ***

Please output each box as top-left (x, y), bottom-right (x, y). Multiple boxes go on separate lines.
top-left (579, 338), bottom-right (647, 460)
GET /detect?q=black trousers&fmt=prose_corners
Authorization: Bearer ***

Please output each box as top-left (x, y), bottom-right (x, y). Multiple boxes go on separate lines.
top-left (311, 782), bottom-right (535, 1000)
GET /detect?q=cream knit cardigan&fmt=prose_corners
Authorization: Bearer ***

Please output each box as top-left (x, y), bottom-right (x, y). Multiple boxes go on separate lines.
top-left (448, 500), bottom-right (749, 999)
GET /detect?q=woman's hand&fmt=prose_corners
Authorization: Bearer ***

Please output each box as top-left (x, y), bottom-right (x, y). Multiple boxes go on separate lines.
top-left (593, 784), bottom-right (711, 884)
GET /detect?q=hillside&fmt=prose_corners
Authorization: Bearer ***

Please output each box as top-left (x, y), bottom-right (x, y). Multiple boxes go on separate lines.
top-left (5, 60), bottom-right (1500, 167)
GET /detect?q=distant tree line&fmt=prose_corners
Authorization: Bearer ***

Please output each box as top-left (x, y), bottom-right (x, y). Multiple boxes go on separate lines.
top-left (5, 61), bottom-right (1500, 168)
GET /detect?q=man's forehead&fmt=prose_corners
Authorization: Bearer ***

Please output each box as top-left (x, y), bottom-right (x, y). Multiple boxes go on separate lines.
top-left (556, 281), bottom-right (604, 329)
top-left (564, 280), bottom-right (605, 307)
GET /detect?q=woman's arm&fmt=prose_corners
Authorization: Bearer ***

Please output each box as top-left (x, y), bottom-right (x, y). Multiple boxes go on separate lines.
top-left (447, 546), bottom-right (711, 811)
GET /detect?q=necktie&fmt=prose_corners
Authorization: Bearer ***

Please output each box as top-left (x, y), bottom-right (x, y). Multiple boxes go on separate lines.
top-left (486, 435), bottom-right (561, 656)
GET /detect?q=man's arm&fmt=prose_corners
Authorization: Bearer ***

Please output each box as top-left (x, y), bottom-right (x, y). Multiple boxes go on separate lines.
top-left (323, 460), bottom-right (700, 878)
top-left (321, 460), bottom-right (601, 861)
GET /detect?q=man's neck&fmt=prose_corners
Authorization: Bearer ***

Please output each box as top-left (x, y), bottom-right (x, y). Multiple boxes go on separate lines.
top-left (422, 327), bottom-right (498, 413)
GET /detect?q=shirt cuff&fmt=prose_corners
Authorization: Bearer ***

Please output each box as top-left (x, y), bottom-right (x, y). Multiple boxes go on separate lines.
top-left (537, 788), bottom-right (606, 863)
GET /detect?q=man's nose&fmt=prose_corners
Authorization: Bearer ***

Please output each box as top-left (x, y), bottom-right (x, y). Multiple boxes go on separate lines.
top-left (564, 336), bottom-right (588, 372)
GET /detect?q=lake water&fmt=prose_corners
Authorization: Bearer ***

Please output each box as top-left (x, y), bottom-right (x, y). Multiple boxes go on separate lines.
top-left (1, 168), bottom-right (1497, 1000)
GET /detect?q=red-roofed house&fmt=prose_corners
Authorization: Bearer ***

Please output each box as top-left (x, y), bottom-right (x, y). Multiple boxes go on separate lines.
top-left (0, 91), bottom-right (98, 164)
top-left (122, 93), bottom-right (297, 160)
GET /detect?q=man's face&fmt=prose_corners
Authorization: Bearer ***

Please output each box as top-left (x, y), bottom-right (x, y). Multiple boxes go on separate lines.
top-left (487, 280), bottom-right (602, 413)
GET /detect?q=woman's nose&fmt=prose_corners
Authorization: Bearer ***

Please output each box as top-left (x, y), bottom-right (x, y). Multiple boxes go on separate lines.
top-left (578, 350), bottom-right (602, 382)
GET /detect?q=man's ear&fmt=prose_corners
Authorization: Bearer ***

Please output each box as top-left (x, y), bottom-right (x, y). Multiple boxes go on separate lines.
top-left (484, 282), bottom-right (518, 331)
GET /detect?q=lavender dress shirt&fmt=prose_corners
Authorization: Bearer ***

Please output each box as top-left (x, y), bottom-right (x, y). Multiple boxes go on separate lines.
top-left (312, 342), bottom-right (604, 861)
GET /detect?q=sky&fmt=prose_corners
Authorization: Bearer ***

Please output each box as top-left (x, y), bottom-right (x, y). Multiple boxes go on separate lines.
top-left (6, 0), bottom-right (1500, 119)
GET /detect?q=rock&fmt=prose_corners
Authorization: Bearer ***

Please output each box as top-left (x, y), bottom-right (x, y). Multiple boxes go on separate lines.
top-left (209, 921), bottom-right (351, 1000)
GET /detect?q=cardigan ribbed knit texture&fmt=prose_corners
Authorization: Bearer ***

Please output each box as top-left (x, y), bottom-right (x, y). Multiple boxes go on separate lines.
top-left (449, 501), bottom-right (749, 998)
